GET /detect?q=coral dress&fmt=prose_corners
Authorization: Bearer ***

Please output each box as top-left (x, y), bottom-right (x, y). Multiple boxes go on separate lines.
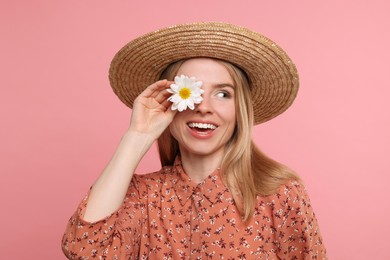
top-left (62, 158), bottom-right (327, 259)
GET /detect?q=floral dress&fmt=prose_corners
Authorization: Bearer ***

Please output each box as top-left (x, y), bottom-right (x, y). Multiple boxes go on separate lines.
top-left (62, 158), bottom-right (327, 259)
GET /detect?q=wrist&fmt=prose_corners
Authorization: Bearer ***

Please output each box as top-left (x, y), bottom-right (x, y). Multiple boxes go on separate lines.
top-left (122, 129), bottom-right (156, 147)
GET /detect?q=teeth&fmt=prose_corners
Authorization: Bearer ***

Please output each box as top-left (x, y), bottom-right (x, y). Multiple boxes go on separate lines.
top-left (188, 122), bottom-right (217, 130)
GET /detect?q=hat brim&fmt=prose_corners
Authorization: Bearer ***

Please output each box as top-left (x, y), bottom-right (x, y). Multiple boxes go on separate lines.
top-left (109, 22), bottom-right (299, 125)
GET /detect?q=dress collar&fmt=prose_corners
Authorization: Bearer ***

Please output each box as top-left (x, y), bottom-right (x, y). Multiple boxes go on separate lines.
top-left (169, 156), bottom-right (230, 206)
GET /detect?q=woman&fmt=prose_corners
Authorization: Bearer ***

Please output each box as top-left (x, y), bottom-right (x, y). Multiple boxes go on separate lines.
top-left (62, 22), bottom-right (327, 259)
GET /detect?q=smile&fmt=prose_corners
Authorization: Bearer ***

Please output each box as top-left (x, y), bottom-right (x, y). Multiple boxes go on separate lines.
top-left (187, 122), bottom-right (217, 130)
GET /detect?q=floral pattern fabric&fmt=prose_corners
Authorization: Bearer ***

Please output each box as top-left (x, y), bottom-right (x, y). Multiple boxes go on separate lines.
top-left (62, 158), bottom-right (327, 259)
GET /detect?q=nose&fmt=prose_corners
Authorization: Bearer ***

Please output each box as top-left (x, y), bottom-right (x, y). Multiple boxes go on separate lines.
top-left (195, 94), bottom-right (212, 114)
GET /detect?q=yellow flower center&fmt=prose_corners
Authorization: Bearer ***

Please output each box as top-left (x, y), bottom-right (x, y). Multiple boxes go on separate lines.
top-left (179, 87), bottom-right (191, 99)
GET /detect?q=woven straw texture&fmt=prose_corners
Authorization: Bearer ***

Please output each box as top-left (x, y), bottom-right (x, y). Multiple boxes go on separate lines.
top-left (109, 22), bottom-right (299, 124)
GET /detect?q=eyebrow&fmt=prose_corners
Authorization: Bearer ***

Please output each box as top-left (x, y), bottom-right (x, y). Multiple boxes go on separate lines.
top-left (214, 83), bottom-right (235, 89)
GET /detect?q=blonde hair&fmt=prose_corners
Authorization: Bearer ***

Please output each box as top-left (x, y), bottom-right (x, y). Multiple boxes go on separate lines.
top-left (158, 58), bottom-right (299, 221)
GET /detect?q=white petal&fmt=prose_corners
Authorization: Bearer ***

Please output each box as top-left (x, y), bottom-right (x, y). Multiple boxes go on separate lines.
top-left (177, 101), bottom-right (187, 112)
top-left (191, 89), bottom-right (203, 96)
top-left (179, 75), bottom-right (187, 83)
top-left (186, 99), bottom-right (195, 110)
top-left (168, 94), bottom-right (181, 103)
top-left (183, 77), bottom-right (191, 87)
top-left (170, 84), bottom-right (180, 92)
top-left (192, 81), bottom-right (203, 88)
top-left (174, 75), bottom-right (183, 84)
top-left (193, 96), bottom-right (203, 103)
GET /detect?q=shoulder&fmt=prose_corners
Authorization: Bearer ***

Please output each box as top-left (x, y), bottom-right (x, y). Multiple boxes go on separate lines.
top-left (265, 180), bottom-right (320, 235)
top-left (260, 180), bottom-right (308, 200)
top-left (257, 180), bottom-right (315, 220)
top-left (277, 180), bottom-right (310, 201)
top-left (274, 180), bottom-right (313, 211)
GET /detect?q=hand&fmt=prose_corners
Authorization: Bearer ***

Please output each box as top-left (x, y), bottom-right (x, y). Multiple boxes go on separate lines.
top-left (128, 80), bottom-right (176, 139)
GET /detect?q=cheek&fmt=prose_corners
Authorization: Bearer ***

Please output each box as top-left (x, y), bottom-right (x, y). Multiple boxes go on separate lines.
top-left (168, 119), bottom-right (184, 143)
top-left (168, 123), bottom-right (178, 140)
top-left (168, 111), bottom-right (190, 138)
top-left (220, 102), bottom-right (236, 124)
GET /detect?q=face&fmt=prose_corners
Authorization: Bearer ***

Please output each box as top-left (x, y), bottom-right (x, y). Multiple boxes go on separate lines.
top-left (169, 58), bottom-right (236, 160)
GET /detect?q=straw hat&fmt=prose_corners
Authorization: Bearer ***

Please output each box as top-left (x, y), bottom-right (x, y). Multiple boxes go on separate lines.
top-left (109, 22), bottom-right (299, 124)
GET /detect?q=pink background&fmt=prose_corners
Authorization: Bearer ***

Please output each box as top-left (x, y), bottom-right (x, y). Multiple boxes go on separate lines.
top-left (1, 0), bottom-right (389, 259)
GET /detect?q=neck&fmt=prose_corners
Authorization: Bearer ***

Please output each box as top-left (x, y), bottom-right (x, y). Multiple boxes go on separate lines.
top-left (179, 150), bottom-right (224, 183)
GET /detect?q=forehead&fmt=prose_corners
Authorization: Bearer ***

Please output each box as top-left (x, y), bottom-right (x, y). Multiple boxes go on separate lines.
top-left (176, 58), bottom-right (234, 85)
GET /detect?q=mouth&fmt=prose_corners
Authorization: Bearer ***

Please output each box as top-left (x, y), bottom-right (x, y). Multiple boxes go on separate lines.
top-left (187, 122), bottom-right (217, 131)
top-left (186, 122), bottom-right (218, 138)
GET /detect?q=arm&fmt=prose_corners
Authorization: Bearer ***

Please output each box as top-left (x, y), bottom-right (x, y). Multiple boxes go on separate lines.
top-left (83, 79), bottom-right (176, 222)
top-left (62, 80), bottom-right (176, 259)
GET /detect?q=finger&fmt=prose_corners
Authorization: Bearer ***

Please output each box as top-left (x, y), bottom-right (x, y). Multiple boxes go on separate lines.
top-left (139, 80), bottom-right (166, 97)
top-left (160, 98), bottom-right (173, 110)
top-left (141, 80), bottom-right (172, 98)
top-left (154, 87), bottom-right (173, 104)
top-left (164, 103), bottom-right (178, 119)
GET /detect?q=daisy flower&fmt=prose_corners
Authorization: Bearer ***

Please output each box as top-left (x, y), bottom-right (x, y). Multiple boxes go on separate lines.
top-left (167, 75), bottom-right (204, 112)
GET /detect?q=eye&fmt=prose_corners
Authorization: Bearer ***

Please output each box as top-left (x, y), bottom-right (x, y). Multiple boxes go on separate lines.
top-left (216, 91), bottom-right (231, 98)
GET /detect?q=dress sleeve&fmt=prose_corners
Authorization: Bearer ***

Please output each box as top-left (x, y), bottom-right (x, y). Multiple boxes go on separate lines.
top-left (61, 177), bottom-right (146, 259)
top-left (273, 181), bottom-right (327, 260)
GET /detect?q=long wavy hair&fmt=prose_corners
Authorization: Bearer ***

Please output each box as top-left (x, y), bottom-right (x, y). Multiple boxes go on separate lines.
top-left (158, 58), bottom-right (299, 221)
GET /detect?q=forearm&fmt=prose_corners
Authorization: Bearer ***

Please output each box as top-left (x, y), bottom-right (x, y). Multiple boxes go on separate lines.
top-left (83, 130), bottom-right (154, 222)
